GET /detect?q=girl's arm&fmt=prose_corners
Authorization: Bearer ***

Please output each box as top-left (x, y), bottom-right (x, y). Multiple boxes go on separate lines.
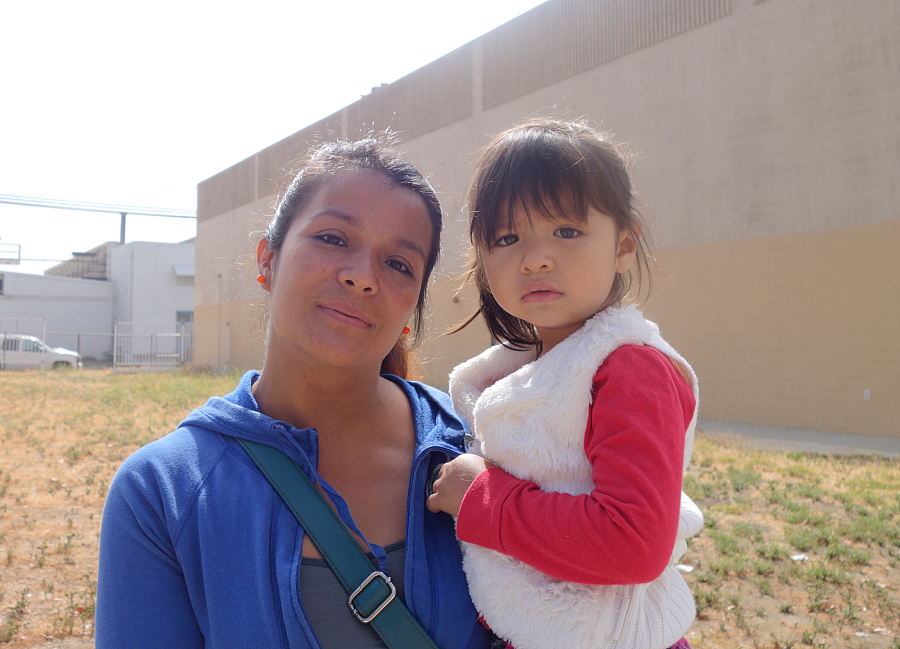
top-left (438, 345), bottom-right (694, 586)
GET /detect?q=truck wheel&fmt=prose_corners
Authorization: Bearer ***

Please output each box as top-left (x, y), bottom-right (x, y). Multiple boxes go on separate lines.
top-left (52, 361), bottom-right (73, 369)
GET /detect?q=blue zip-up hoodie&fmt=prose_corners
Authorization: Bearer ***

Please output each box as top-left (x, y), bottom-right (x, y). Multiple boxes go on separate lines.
top-left (97, 371), bottom-right (492, 649)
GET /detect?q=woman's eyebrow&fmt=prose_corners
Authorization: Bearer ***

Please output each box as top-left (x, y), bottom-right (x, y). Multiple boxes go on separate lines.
top-left (390, 236), bottom-right (427, 263)
top-left (309, 210), bottom-right (359, 226)
top-left (311, 210), bottom-right (426, 262)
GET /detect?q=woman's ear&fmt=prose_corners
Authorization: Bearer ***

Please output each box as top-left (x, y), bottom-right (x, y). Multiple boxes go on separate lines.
top-left (257, 238), bottom-right (275, 290)
top-left (615, 227), bottom-right (638, 274)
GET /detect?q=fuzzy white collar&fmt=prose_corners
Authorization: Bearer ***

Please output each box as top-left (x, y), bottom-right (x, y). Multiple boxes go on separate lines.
top-left (450, 305), bottom-right (698, 484)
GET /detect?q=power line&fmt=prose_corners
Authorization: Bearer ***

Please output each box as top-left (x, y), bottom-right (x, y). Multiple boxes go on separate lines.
top-left (0, 193), bottom-right (196, 219)
top-left (0, 193), bottom-right (196, 245)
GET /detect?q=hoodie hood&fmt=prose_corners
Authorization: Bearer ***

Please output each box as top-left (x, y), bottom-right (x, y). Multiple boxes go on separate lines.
top-left (179, 370), bottom-right (321, 475)
top-left (179, 370), bottom-right (470, 476)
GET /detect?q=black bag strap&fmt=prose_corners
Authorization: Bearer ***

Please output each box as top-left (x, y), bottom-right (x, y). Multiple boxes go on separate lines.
top-left (237, 438), bottom-right (441, 649)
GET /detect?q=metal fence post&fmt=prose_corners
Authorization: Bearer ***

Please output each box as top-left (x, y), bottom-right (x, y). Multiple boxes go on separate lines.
top-left (225, 322), bottom-right (231, 368)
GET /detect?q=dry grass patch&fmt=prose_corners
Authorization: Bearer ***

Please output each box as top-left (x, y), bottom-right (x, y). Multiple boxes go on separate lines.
top-left (1, 370), bottom-right (899, 648)
top-left (0, 369), bottom-right (238, 647)
top-left (683, 433), bottom-right (900, 648)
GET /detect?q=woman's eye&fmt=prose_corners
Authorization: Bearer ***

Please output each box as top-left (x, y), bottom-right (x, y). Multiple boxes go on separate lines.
top-left (386, 259), bottom-right (412, 275)
top-left (494, 234), bottom-right (519, 247)
top-left (554, 227), bottom-right (582, 239)
top-left (317, 233), bottom-right (346, 246)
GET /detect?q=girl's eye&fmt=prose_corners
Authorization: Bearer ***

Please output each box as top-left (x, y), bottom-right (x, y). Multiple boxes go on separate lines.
top-left (386, 259), bottom-right (412, 275)
top-left (316, 233), bottom-right (347, 246)
top-left (494, 234), bottom-right (519, 247)
top-left (554, 226), bottom-right (582, 239)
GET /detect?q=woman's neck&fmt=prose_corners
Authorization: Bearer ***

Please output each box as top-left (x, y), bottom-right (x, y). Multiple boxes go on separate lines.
top-left (252, 350), bottom-right (388, 437)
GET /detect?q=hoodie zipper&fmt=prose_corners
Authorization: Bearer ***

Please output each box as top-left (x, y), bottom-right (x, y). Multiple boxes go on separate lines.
top-left (404, 441), bottom-right (463, 636)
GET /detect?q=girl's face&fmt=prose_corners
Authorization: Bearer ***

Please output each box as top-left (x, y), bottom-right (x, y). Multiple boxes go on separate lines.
top-left (481, 204), bottom-right (637, 353)
top-left (257, 170), bottom-right (433, 373)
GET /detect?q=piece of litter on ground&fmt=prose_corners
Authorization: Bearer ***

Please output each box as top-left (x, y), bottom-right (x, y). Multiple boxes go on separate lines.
top-left (675, 564), bottom-right (694, 573)
top-left (874, 628), bottom-right (894, 636)
top-left (876, 582), bottom-right (887, 588)
top-left (790, 553), bottom-right (809, 561)
top-left (855, 632), bottom-right (868, 637)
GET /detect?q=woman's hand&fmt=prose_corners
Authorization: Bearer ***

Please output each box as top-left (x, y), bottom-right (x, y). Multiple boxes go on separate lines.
top-left (426, 454), bottom-right (496, 516)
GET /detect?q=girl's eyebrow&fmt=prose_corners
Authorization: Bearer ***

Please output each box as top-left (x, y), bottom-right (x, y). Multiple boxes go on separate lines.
top-left (310, 210), bottom-right (427, 262)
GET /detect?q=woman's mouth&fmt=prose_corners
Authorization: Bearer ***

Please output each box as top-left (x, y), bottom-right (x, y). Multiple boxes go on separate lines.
top-left (318, 304), bottom-right (372, 328)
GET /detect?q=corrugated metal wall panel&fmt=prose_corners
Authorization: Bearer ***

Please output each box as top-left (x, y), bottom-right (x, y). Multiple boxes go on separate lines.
top-left (199, 46), bottom-right (473, 222)
top-left (199, 0), bottom-right (732, 221)
top-left (256, 115), bottom-right (344, 203)
top-left (482, 0), bottom-right (731, 109)
top-left (346, 44), bottom-right (473, 141)
top-left (197, 155), bottom-right (257, 222)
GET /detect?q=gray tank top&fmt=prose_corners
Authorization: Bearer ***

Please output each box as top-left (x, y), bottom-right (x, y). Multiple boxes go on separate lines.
top-left (300, 541), bottom-right (407, 648)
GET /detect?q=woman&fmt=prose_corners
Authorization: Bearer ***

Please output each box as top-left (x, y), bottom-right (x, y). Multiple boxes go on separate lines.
top-left (96, 135), bottom-right (493, 649)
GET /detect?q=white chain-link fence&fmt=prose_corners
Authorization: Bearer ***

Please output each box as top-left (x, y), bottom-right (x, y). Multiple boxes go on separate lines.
top-left (114, 321), bottom-right (229, 370)
top-left (1, 318), bottom-right (230, 370)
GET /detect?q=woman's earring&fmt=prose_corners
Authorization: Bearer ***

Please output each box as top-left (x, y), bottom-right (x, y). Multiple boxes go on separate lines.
top-left (402, 326), bottom-right (411, 335)
top-left (257, 274), bottom-right (266, 284)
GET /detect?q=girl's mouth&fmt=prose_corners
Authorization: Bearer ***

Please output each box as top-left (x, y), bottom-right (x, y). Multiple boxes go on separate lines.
top-left (522, 290), bottom-right (564, 303)
top-left (522, 283), bottom-right (563, 303)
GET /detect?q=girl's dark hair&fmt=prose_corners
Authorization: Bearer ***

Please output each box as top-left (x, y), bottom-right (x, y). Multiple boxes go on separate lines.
top-left (264, 133), bottom-right (442, 379)
top-left (456, 118), bottom-right (653, 353)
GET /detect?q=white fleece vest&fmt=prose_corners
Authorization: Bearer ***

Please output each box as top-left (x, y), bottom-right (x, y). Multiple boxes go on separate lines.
top-left (449, 306), bottom-right (703, 649)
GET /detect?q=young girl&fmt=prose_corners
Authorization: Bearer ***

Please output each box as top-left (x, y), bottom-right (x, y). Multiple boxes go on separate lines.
top-left (427, 119), bottom-right (703, 649)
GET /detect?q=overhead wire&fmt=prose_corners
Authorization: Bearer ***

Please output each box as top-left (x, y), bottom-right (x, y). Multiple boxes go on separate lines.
top-left (0, 193), bottom-right (196, 218)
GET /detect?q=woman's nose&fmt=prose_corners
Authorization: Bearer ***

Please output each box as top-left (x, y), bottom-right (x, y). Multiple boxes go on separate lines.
top-left (337, 255), bottom-right (379, 293)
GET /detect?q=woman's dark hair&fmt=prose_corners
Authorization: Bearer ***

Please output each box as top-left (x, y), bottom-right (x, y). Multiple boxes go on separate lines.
top-left (455, 118), bottom-right (653, 353)
top-left (264, 132), bottom-right (442, 379)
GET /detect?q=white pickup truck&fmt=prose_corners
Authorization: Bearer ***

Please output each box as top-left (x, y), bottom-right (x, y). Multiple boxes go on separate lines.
top-left (0, 333), bottom-right (82, 370)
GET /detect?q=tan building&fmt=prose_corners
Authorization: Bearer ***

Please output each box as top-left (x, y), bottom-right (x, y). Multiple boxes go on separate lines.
top-left (195, 0), bottom-right (899, 439)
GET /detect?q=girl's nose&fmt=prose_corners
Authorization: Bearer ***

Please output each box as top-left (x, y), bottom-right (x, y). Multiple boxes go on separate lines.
top-left (337, 255), bottom-right (379, 293)
top-left (521, 241), bottom-right (554, 273)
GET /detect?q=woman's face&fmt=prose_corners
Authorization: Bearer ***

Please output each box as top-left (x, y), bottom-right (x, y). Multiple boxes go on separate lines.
top-left (257, 170), bottom-right (434, 373)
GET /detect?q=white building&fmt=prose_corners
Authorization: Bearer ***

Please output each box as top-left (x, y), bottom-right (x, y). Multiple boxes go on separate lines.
top-left (0, 271), bottom-right (116, 360)
top-left (109, 241), bottom-right (195, 324)
top-left (0, 240), bottom-right (195, 363)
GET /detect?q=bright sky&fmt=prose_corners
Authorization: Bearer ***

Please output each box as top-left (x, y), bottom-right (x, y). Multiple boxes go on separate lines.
top-left (0, 0), bottom-right (547, 275)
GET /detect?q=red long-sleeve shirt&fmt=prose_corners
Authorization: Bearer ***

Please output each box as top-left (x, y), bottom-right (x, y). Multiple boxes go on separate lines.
top-left (455, 344), bottom-right (695, 586)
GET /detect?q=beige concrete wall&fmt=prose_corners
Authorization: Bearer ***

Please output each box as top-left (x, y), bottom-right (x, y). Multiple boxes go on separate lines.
top-left (644, 220), bottom-right (900, 438)
top-left (194, 301), bottom-right (266, 371)
top-left (193, 197), bottom-right (269, 368)
top-left (195, 0), bottom-right (899, 437)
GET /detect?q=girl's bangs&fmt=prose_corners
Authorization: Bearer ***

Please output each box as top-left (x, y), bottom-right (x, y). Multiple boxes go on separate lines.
top-left (473, 167), bottom-right (592, 251)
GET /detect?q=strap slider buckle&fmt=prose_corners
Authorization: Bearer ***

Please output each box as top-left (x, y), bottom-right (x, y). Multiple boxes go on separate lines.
top-left (348, 571), bottom-right (396, 623)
